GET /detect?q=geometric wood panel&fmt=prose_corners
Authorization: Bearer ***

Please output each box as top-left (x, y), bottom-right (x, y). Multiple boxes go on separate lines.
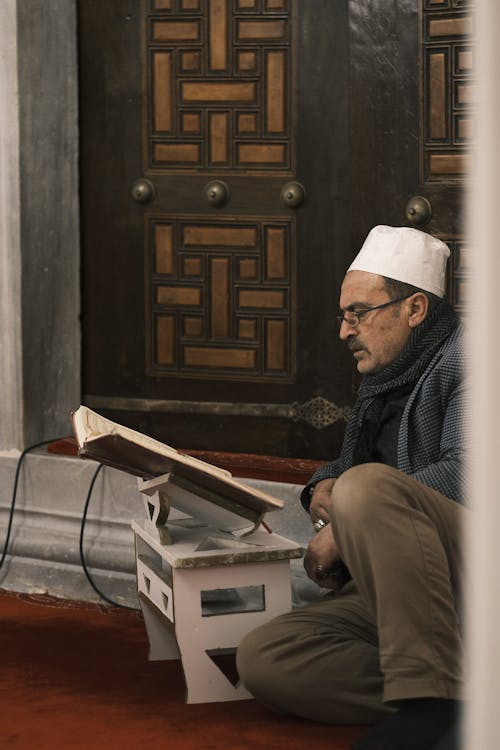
top-left (445, 238), bottom-right (470, 313)
top-left (147, 0), bottom-right (293, 172)
top-left (421, 0), bottom-right (474, 182)
top-left (147, 216), bottom-right (295, 380)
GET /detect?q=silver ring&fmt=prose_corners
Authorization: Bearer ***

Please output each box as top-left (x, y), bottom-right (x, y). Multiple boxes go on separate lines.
top-left (312, 518), bottom-right (329, 533)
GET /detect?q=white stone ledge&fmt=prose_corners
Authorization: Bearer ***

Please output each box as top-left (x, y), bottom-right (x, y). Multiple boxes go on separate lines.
top-left (0, 452), bottom-right (141, 605)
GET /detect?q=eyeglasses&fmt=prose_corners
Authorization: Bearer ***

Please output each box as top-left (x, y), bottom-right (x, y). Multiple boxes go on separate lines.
top-left (336, 295), bottom-right (411, 328)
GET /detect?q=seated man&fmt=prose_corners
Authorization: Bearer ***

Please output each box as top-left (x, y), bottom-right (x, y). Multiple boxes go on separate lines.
top-left (237, 225), bottom-right (466, 750)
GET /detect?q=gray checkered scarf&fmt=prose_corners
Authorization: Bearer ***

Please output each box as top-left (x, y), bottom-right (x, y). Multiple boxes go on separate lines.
top-left (339, 298), bottom-right (459, 471)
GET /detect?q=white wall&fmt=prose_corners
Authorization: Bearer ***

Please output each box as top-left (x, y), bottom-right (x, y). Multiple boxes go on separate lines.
top-left (464, 2), bottom-right (500, 748)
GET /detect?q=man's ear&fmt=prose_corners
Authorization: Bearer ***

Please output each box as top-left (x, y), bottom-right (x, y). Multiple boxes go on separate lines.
top-left (407, 293), bottom-right (429, 328)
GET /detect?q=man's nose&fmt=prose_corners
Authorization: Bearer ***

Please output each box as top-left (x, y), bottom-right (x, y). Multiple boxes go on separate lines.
top-left (339, 319), bottom-right (356, 341)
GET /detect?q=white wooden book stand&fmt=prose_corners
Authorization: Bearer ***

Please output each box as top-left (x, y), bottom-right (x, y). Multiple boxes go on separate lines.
top-left (132, 472), bottom-right (303, 704)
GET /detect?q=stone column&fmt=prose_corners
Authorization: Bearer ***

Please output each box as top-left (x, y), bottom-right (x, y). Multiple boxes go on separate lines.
top-left (0, 0), bottom-right (81, 451)
top-left (0, 0), bottom-right (23, 452)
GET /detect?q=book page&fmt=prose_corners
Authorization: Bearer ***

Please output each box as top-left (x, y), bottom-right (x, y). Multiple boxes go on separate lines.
top-left (71, 406), bottom-right (284, 514)
top-left (73, 406), bottom-right (231, 478)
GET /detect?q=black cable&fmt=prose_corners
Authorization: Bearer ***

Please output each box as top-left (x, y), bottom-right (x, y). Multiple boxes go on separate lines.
top-left (0, 438), bottom-right (62, 571)
top-left (1, 438), bottom-right (135, 610)
top-left (79, 462), bottom-right (136, 610)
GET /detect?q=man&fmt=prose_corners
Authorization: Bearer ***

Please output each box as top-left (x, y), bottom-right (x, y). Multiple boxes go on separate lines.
top-left (236, 225), bottom-right (466, 750)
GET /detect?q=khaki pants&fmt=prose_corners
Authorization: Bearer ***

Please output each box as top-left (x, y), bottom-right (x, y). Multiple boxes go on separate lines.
top-left (236, 463), bottom-right (464, 724)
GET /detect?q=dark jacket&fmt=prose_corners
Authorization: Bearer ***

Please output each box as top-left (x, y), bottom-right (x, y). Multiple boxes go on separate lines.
top-left (301, 324), bottom-right (467, 509)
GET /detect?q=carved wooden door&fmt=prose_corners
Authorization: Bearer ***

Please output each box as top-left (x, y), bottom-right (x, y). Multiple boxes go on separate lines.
top-left (79, 0), bottom-right (353, 459)
top-left (417, 0), bottom-right (473, 314)
top-left (78, 0), bottom-right (471, 458)
top-left (346, 0), bottom-right (472, 315)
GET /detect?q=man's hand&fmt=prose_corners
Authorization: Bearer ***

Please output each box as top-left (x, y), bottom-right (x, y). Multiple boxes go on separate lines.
top-left (309, 477), bottom-right (336, 524)
top-left (303, 524), bottom-right (341, 589)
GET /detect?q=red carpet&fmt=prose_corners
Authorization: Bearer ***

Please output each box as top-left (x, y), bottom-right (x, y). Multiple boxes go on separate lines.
top-left (0, 589), bottom-right (364, 749)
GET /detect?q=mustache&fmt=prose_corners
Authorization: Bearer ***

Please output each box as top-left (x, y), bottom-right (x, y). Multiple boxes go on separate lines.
top-left (346, 338), bottom-right (367, 352)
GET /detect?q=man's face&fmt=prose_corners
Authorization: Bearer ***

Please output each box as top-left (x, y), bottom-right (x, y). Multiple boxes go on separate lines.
top-left (338, 271), bottom-right (413, 375)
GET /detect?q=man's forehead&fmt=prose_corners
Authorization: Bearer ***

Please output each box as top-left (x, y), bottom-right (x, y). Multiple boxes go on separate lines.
top-left (340, 270), bottom-right (386, 306)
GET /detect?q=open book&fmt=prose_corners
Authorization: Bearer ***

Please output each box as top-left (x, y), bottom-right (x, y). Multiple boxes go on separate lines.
top-left (72, 406), bottom-right (284, 526)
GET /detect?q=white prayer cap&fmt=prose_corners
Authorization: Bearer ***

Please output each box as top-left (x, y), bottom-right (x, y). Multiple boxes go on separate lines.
top-left (347, 225), bottom-right (450, 297)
